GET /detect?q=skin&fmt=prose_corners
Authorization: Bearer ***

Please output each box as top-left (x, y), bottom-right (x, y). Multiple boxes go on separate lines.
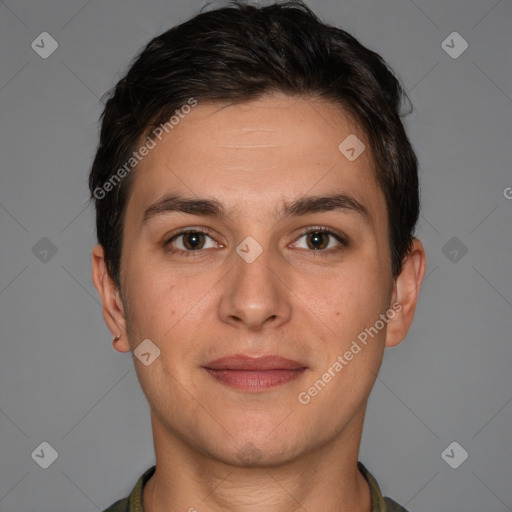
top-left (92, 92), bottom-right (426, 512)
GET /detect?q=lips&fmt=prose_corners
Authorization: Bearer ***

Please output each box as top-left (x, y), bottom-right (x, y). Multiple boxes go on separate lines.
top-left (202, 355), bottom-right (307, 392)
top-left (203, 354), bottom-right (306, 371)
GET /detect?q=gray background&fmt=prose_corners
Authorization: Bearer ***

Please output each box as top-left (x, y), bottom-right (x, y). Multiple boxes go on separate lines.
top-left (0, 0), bottom-right (511, 510)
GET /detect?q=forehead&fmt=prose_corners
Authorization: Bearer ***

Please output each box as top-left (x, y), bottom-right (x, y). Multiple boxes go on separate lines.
top-left (157, 94), bottom-right (370, 170)
top-left (125, 93), bottom-right (386, 227)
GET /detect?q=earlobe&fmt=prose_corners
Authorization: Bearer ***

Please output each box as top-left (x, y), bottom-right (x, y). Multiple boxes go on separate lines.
top-left (385, 238), bottom-right (427, 348)
top-left (91, 244), bottom-right (131, 352)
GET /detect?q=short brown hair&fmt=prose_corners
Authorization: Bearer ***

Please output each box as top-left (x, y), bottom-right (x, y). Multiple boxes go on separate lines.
top-left (89, 0), bottom-right (419, 288)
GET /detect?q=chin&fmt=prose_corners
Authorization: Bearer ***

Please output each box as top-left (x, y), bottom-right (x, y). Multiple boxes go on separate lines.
top-left (200, 429), bottom-right (306, 469)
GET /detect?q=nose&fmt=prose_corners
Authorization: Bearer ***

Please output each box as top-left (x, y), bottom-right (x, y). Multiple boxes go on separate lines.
top-left (217, 240), bottom-right (292, 331)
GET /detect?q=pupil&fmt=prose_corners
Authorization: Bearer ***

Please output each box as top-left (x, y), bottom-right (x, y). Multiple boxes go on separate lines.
top-left (308, 232), bottom-right (327, 250)
top-left (185, 232), bottom-right (204, 250)
top-left (182, 232), bottom-right (329, 251)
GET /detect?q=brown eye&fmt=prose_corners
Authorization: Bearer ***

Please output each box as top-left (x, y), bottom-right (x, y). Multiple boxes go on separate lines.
top-left (305, 231), bottom-right (329, 250)
top-left (181, 232), bottom-right (206, 250)
top-left (292, 228), bottom-right (347, 252)
top-left (166, 230), bottom-right (218, 253)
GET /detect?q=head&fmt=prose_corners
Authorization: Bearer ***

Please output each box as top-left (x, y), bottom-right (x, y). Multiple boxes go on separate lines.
top-left (91, 1), bottom-right (426, 467)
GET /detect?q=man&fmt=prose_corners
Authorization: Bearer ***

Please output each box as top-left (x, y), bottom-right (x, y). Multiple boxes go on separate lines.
top-left (90, 1), bottom-right (426, 511)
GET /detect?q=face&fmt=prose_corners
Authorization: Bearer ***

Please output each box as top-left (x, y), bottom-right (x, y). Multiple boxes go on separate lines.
top-left (94, 92), bottom-right (422, 467)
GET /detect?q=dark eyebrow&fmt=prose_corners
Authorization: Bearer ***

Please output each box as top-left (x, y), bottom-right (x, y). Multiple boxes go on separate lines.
top-left (141, 193), bottom-right (371, 226)
top-left (281, 193), bottom-right (371, 224)
top-left (142, 195), bottom-right (226, 226)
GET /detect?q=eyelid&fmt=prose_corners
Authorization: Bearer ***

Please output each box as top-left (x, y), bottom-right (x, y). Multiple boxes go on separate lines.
top-left (164, 225), bottom-right (348, 255)
top-left (164, 227), bottom-right (222, 248)
top-left (291, 226), bottom-right (348, 248)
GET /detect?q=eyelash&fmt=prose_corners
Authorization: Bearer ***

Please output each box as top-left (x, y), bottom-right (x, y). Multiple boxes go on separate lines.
top-left (164, 226), bottom-right (348, 258)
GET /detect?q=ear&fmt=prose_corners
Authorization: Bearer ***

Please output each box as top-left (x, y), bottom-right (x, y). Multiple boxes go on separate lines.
top-left (385, 238), bottom-right (427, 348)
top-left (91, 244), bottom-right (131, 353)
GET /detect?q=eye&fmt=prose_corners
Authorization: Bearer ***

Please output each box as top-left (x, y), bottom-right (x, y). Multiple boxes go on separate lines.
top-left (291, 227), bottom-right (347, 253)
top-left (165, 229), bottom-right (221, 254)
top-left (163, 226), bottom-right (347, 257)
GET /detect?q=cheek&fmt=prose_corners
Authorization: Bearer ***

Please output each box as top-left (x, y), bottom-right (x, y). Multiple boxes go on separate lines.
top-left (295, 262), bottom-right (391, 373)
top-left (299, 259), bottom-right (384, 321)
top-left (122, 257), bottom-right (179, 338)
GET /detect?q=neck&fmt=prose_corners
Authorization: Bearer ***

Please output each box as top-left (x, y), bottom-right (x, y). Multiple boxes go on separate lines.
top-left (143, 408), bottom-right (371, 512)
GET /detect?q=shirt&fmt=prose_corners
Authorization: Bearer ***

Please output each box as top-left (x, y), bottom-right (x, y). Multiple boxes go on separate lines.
top-left (103, 461), bottom-right (409, 512)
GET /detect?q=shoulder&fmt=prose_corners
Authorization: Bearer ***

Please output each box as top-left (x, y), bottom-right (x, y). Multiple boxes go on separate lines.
top-left (102, 465), bottom-right (156, 512)
top-left (102, 497), bottom-right (129, 512)
top-left (384, 496), bottom-right (410, 512)
top-left (357, 461), bottom-right (409, 512)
